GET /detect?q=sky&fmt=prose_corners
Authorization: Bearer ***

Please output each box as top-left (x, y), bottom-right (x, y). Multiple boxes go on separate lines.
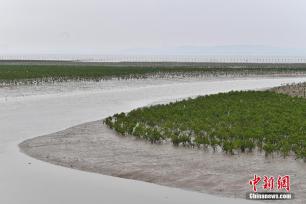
top-left (0, 0), bottom-right (306, 56)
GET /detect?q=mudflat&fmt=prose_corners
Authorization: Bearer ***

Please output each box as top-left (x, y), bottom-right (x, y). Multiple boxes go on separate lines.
top-left (20, 121), bottom-right (306, 203)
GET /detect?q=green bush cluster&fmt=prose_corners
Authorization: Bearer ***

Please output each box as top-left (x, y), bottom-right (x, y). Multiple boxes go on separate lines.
top-left (105, 91), bottom-right (306, 160)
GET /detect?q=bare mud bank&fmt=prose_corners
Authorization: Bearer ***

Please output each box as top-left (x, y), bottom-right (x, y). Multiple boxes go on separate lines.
top-left (20, 121), bottom-right (306, 203)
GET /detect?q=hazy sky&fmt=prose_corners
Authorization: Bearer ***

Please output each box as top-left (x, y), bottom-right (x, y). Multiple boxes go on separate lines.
top-left (0, 0), bottom-right (306, 55)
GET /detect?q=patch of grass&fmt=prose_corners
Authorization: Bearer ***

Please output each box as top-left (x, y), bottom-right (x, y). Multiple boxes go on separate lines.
top-left (104, 91), bottom-right (306, 160)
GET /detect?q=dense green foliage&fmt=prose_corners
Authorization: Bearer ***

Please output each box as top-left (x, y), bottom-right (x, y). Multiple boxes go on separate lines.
top-left (105, 91), bottom-right (306, 160)
top-left (1, 63), bottom-right (306, 84)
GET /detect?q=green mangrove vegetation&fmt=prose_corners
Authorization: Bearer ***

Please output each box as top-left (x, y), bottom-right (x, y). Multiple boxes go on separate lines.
top-left (1, 62), bottom-right (306, 85)
top-left (104, 91), bottom-right (306, 160)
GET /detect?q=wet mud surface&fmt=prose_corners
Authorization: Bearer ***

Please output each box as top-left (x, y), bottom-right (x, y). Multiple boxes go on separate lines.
top-left (20, 121), bottom-right (306, 203)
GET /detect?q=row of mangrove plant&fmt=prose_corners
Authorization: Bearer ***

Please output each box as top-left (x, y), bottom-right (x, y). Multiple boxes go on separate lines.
top-left (104, 91), bottom-right (306, 160)
top-left (1, 63), bottom-right (306, 85)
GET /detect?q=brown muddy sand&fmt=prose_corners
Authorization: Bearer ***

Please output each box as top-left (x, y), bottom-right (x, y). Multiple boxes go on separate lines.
top-left (271, 82), bottom-right (306, 98)
top-left (20, 121), bottom-right (306, 203)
